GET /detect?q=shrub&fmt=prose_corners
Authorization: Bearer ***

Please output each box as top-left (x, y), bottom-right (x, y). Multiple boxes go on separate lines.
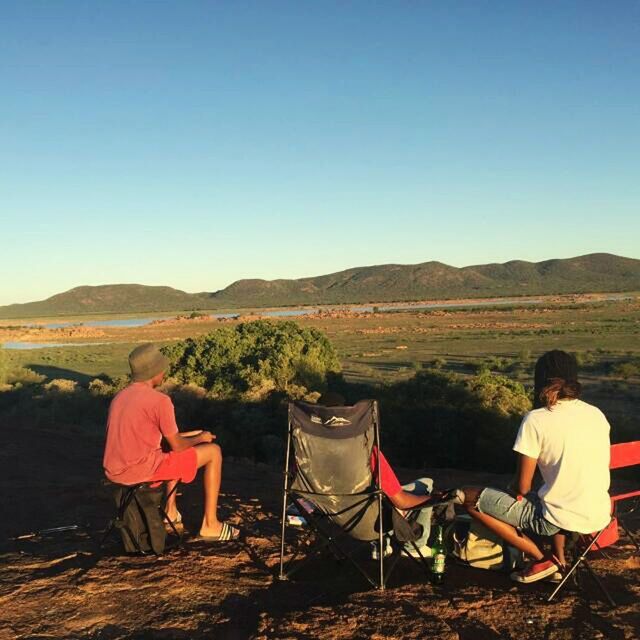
top-left (574, 351), bottom-right (596, 368)
top-left (87, 375), bottom-right (129, 397)
top-left (162, 320), bottom-right (341, 399)
top-left (0, 348), bottom-right (46, 385)
top-left (7, 366), bottom-right (45, 385)
top-left (464, 372), bottom-right (531, 417)
top-left (611, 359), bottom-right (640, 379)
top-left (375, 369), bottom-right (531, 472)
top-left (517, 349), bottom-right (532, 362)
top-left (44, 379), bottom-right (78, 394)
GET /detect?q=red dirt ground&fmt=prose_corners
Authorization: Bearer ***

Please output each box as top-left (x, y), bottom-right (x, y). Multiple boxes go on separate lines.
top-left (1, 426), bottom-right (638, 640)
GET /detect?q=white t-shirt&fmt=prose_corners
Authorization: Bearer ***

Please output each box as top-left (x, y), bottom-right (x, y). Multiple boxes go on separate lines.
top-left (513, 399), bottom-right (611, 534)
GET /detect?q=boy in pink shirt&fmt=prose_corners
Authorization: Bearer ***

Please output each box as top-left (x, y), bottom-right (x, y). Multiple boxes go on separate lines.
top-left (103, 343), bottom-right (239, 542)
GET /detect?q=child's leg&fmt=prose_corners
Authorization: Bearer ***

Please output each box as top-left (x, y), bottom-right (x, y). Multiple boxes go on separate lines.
top-left (402, 477), bottom-right (434, 550)
top-left (462, 486), bottom-right (545, 561)
top-left (468, 507), bottom-right (544, 560)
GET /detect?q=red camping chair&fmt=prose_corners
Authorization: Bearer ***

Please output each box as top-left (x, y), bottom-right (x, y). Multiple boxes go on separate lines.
top-left (547, 441), bottom-right (640, 607)
top-left (609, 441), bottom-right (640, 553)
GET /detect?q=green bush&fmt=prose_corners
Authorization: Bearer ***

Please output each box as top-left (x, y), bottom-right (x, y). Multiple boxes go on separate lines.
top-left (162, 320), bottom-right (341, 399)
top-left (611, 359), bottom-right (640, 379)
top-left (369, 369), bottom-right (532, 471)
top-left (465, 372), bottom-right (531, 417)
top-left (574, 350), bottom-right (599, 370)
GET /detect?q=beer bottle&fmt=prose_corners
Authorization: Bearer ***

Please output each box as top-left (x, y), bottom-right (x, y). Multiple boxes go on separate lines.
top-left (430, 525), bottom-right (446, 584)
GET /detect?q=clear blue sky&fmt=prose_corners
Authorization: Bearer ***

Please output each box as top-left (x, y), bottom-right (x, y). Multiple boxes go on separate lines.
top-left (2, 1), bottom-right (639, 305)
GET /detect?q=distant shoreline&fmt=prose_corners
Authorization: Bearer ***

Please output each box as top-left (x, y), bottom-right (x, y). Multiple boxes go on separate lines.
top-left (1, 290), bottom-right (636, 328)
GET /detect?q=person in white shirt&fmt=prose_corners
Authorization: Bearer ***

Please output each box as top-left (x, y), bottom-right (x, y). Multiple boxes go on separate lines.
top-left (462, 350), bottom-right (611, 584)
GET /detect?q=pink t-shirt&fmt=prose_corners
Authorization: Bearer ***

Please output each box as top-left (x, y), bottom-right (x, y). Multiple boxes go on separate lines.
top-left (103, 383), bottom-right (179, 485)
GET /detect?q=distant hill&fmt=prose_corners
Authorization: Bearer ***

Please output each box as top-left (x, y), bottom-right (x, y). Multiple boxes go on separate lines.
top-left (1, 253), bottom-right (639, 318)
top-left (0, 285), bottom-right (212, 319)
top-left (210, 253), bottom-right (640, 307)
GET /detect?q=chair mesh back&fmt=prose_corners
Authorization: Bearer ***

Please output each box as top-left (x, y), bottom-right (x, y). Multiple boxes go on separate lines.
top-left (289, 400), bottom-right (384, 540)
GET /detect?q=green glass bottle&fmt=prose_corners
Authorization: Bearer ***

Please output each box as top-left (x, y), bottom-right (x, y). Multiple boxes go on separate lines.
top-left (430, 525), bottom-right (446, 584)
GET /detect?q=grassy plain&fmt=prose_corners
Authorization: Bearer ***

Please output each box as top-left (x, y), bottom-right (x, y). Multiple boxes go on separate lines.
top-left (4, 297), bottom-right (639, 423)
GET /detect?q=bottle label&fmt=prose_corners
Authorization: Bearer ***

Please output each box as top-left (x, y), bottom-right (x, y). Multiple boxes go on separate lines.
top-left (433, 553), bottom-right (446, 574)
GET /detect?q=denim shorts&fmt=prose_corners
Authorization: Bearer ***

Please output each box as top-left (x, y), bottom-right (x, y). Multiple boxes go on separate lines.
top-left (476, 488), bottom-right (560, 537)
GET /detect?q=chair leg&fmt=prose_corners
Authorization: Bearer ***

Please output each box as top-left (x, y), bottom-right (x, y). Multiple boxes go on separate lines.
top-left (548, 558), bottom-right (581, 603)
top-left (618, 516), bottom-right (640, 553)
top-left (547, 524), bottom-right (615, 607)
top-left (582, 558), bottom-right (616, 608)
top-left (278, 493), bottom-right (290, 580)
top-left (100, 486), bottom-right (139, 550)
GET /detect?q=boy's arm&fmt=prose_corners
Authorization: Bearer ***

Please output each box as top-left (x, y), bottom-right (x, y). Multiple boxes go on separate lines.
top-left (164, 430), bottom-right (215, 452)
top-left (388, 489), bottom-right (432, 510)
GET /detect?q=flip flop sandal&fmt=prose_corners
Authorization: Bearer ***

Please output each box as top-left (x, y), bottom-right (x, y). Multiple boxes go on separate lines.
top-left (171, 511), bottom-right (183, 525)
top-left (165, 510), bottom-right (183, 529)
top-left (198, 522), bottom-right (240, 542)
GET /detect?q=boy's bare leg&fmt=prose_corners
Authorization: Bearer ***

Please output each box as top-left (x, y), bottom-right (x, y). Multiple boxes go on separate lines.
top-left (463, 487), bottom-right (545, 561)
top-left (194, 443), bottom-right (224, 537)
top-left (165, 480), bottom-right (179, 522)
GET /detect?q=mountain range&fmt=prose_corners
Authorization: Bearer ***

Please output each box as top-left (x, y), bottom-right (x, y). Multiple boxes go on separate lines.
top-left (1, 253), bottom-right (639, 319)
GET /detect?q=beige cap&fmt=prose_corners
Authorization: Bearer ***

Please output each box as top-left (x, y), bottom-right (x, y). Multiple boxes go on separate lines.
top-left (129, 343), bottom-right (170, 382)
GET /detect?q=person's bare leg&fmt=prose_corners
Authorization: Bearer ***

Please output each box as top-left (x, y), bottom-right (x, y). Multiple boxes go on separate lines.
top-left (194, 443), bottom-right (224, 537)
top-left (552, 532), bottom-right (566, 566)
top-left (165, 480), bottom-right (179, 522)
top-left (462, 486), bottom-right (545, 561)
top-left (470, 509), bottom-right (544, 560)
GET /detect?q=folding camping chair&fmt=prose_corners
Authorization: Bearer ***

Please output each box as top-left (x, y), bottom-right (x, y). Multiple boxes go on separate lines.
top-left (100, 481), bottom-right (182, 555)
top-left (277, 399), bottom-right (433, 590)
top-left (609, 440), bottom-right (640, 553)
top-left (546, 519), bottom-right (618, 607)
top-left (547, 440), bottom-right (640, 607)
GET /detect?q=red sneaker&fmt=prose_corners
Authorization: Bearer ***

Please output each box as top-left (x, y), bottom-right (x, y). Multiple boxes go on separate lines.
top-left (510, 558), bottom-right (560, 584)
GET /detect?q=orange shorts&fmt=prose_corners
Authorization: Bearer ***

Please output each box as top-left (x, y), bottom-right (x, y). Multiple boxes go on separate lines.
top-left (150, 448), bottom-right (198, 484)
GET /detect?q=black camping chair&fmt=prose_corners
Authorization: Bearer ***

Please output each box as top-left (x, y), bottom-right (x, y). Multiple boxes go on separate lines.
top-left (100, 481), bottom-right (182, 555)
top-left (277, 399), bottom-right (434, 590)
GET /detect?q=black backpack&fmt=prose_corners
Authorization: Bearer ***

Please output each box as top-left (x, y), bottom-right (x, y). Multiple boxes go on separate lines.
top-left (112, 484), bottom-right (167, 554)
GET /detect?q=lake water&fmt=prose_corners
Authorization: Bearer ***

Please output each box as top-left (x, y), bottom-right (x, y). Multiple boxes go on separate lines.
top-left (36, 297), bottom-right (544, 329)
top-left (2, 341), bottom-right (106, 350)
top-left (2, 294), bottom-right (631, 349)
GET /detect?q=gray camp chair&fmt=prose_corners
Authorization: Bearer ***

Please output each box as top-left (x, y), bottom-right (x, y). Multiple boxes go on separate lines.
top-left (277, 399), bottom-right (432, 590)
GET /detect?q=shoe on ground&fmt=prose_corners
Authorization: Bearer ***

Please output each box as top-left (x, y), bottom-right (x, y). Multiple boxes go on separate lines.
top-left (510, 558), bottom-right (560, 584)
top-left (371, 538), bottom-right (393, 560)
top-left (401, 544), bottom-right (431, 559)
top-left (544, 571), bottom-right (564, 583)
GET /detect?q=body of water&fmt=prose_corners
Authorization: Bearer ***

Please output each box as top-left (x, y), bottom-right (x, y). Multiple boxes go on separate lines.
top-left (2, 294), bottom-right (632, 349)
top-left (35, 297), bottom-right (546, 329)
top-left (2, 341), bottom-right (106, 350)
